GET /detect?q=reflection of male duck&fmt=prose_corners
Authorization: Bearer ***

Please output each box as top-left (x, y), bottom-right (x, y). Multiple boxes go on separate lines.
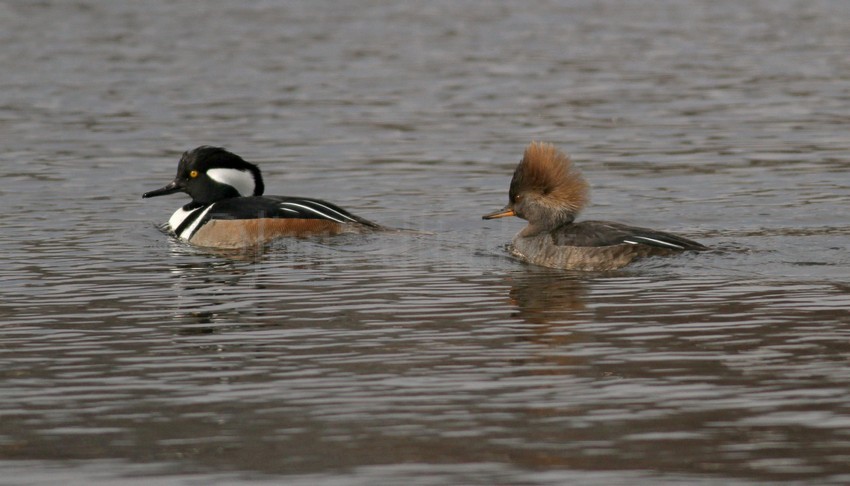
top-left (484, 142), bottom-right (706, 270)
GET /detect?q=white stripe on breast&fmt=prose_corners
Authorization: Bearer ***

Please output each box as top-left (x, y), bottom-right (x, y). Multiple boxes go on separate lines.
top-left (169, 206), bottom-right (201, 232)
top-left (179, 205), bottom-right (215, 240)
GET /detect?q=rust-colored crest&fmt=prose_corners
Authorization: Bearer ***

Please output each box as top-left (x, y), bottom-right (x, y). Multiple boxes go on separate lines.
top-left (509, 141), bottom-right (589, 213)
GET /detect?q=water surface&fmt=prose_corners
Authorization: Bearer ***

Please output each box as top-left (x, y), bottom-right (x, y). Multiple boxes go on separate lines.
top-left (2, 1), bottom-right (850, 484)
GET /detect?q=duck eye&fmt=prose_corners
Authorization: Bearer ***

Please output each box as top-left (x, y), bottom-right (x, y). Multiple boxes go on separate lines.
top-left (189, 170), bottom-right (199, 178)
top-left (514, 194), bottom-right (523, 203)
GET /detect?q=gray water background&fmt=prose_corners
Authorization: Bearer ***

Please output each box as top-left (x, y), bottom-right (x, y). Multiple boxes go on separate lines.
top-left (2, 0), bottom-right (850, 484)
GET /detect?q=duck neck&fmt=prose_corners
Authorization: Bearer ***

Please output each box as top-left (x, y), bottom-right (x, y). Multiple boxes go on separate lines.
top-left (520, 218), bottom-right (574, 237)
top-left (519, 209), bottom-right (577, 237)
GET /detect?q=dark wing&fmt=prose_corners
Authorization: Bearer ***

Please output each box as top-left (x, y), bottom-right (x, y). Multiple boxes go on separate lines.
top-left (206, 196), bottom-right (379, 227)
top-left (551, 220), bottom-right (707, 251)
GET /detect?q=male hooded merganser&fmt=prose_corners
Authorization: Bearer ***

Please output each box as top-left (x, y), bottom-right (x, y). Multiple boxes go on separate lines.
top-left (143, 146), bottom-right (380, 248)
top-left (483, 142), bottom-right (707, 271)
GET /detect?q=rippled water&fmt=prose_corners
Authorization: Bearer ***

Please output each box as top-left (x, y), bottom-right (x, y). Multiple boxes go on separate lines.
top-left (2, 0), bottom-right (850, 484)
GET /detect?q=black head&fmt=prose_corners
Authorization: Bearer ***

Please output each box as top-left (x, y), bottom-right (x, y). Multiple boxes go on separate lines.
top-left (143, 146), bottom-right (265, 205)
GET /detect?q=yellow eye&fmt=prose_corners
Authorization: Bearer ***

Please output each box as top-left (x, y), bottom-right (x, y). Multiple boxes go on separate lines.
top-left (189, 170), bottom-right (199, 178)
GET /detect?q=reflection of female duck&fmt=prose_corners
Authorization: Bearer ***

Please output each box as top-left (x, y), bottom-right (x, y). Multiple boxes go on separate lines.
top-left (508, 270), bottom-right (588, 325)
top-left (484, 142), bottom-right (707, 270)
top-left (506, 270), bottom-right (592, 373)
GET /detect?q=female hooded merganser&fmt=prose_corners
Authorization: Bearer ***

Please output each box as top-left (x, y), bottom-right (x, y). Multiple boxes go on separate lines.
top-left (483, 142), bottom-right (707, 271)
top-left (143, 146), bottom-right (380, 248)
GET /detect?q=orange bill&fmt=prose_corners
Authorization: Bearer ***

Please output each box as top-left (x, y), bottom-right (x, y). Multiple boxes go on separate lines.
top-left (482, 206), bottom-right (516, 220)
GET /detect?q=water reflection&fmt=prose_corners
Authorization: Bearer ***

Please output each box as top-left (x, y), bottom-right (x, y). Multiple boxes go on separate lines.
top-left (508, 269), bottom-right (589, 324)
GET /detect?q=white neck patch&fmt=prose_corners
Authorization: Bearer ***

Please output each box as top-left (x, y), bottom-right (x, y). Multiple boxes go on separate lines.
top-left (207, 168), bottom-right (256, 197)
top-left (169, 206), bottom-right (201, 232)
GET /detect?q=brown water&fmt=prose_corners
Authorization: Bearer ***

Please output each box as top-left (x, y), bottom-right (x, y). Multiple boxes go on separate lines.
top-left (2, 1), bottom-right (850, 484)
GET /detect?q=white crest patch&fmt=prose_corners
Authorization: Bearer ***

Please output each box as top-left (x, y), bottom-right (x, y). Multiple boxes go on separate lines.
top-left (207, 168), bottom-right (256, 197)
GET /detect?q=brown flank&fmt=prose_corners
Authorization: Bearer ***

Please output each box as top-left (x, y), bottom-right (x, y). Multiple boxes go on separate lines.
top-left (189, 218), bottom-right (351, 249)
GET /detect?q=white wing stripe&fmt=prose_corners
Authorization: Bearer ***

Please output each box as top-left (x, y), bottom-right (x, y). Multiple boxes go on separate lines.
top-left (629, 236), bottom-right (685, 250)
top-left (304, 200), bottom-right (357, 222)
top-left (278, 202), bottom-right (346, 223)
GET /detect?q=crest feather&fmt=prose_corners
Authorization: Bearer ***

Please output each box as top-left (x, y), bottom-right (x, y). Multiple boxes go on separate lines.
top-left (510, 141), bottom-right (589, 213)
